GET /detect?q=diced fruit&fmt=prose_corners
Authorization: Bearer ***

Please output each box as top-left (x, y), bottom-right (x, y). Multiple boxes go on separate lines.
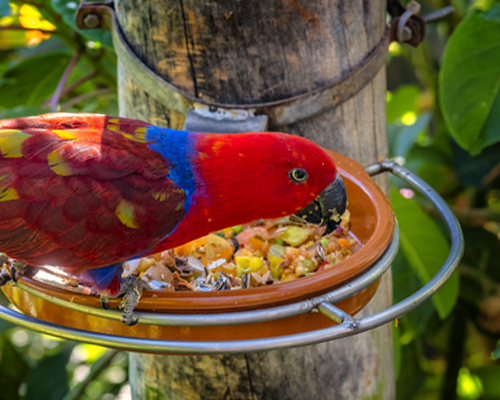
top-left (174, 234), bottom-right (234, 266)
top-left (235, 256), bottom-right (264, 277)
top-left (279, 226), bottom-right (312, 246)
top-left (337, 238), bottom-right (350, 249)
top-left (268, 244), bottom-right (286, 258)
top-left (248, 236), bottom-right (271, 257)
top-left (267, 244), bottom-right (286, 278)
top-left (236, 227), bottom-right (270, 246)
top-left (231, 225), bottom-right (243, 235)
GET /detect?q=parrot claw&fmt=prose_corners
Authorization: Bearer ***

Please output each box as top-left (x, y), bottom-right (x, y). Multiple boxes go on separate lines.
top-left (0, 269), bottom-right (11, 287)
top-left (100, 293), bottom-right (110, 310)
top-left (116, 276), bottom-right (151, 326)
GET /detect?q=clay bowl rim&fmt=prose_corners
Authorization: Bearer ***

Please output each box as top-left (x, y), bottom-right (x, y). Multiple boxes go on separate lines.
top-left (14, 150), bottom-right (395, 314)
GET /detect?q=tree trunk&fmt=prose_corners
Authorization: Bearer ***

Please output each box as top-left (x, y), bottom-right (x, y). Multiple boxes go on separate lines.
top-left (116, 1), bottom-right (394, 399)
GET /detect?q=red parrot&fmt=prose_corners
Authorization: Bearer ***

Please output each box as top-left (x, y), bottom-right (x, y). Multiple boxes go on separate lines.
top-left (0, 113), bottom-right (346, 324)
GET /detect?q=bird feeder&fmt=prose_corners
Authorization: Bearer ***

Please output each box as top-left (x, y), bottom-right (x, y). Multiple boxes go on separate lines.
top-left (0, 154), bottom-right (463, 354)
top-left (0, 0), bottom-right (462, 357)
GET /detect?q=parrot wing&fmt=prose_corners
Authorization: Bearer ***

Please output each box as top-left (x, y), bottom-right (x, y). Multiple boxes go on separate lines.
top-left (0, 113), bottom-right (187, 272)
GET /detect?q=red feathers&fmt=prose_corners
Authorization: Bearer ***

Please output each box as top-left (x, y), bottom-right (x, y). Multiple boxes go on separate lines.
top-left (0, 113), bottom-right (339, 276)
top-left (0, 113), bottom-right (186, 272)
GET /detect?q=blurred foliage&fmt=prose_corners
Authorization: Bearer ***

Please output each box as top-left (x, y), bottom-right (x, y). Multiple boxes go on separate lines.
top-left (0, 0), bottom-right (500, 399)
top-left (0, 0), bottom-right (125, 399)
top-left (389, 0), bottom-right (500, 399)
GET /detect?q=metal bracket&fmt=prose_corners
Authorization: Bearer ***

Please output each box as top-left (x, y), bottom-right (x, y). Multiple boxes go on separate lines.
top-left (182, 105), bottom-right (268, 134)
top-left (387, 0), bottom-right (454, 46)
top-left (0, 161), bottom-right (463, 354)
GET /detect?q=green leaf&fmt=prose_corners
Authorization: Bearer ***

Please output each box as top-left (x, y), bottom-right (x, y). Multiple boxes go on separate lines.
top-left (439, 10), bottom-right (500, 154)
top-left (417, 163), bottom-right (458, 196)
top-left (473, 365), bottom-right (500, 398)
top-left (452, 139), bottom-right (500, 188)
top-left (392, 251), bottom-right (435, 343)
top-left (393, 326), bottom-right (402, 380)
top-left (480, 88), bottom-right (500, 149)
top-left (482, 4), bottom-right (500, 22)
top-left (394, 113), bottom-right (432, 158)
top-left (0, 106), bottom-right (48, 119)
top-left (395, 340), bottom-right (426, 399)
top-left (0, 52), bottom-right (71, 108)
top-left (25, 343), bottom-right (74, 400)
top-left (0, 334), bottom-right (30, 400)
top-left (493, 340), bottom-right (500, 360)
top-left (0, 0), bottom-right (10, 16)
top-left (391, 189), bottom-right (459, 319)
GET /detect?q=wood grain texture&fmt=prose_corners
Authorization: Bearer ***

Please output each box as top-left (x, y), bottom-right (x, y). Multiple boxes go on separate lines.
top-left (117, 0), bottom-right (394, 398)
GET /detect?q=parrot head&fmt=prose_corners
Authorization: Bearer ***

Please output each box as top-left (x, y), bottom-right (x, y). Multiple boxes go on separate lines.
top-left (180, 131), bottom-right (348, 240)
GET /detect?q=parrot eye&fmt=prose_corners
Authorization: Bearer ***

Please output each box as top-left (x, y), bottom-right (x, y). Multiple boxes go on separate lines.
top-left (289, 168), bottom-right (308, 183)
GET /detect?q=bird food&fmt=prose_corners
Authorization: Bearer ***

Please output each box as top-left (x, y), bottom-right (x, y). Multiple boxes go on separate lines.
top-left (124, 210), bottom-right (358, 292)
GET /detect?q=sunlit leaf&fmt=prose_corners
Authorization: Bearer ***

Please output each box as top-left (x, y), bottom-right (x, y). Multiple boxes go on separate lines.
top-left (0, 52), bottom-right (71, 108)
top-left (386, 85), bottom-right (419, 123)
top-left (457, 368), bottom-right (482, 399)
top-left (391, 189), bottom-right (459, 319)
top-left (19, 4), bottom-right (55, 31)
top-left (392, 113), bottom-right (432, 159)
top-left (439, 9), bottom-right (500, 154)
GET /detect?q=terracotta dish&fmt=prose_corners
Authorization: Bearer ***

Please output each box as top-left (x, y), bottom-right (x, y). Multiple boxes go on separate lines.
top-left (2, 150), bottom-right (394, 342)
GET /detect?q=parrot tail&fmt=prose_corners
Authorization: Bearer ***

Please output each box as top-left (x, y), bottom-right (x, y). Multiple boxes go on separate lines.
top-left (81, 264), bottom-right (124, 297)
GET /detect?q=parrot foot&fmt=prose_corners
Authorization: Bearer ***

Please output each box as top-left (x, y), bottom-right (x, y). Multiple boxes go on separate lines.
top-left (0, 256), bottom-right (27, 286)
top-left (0, 269), bottom-right (11, 287)
top-left (10, 260), bottom-right (28, 282)
top-left (0, 255), bottom-right (10, 287)
top-left (116, 276), bottom-right (151, 326)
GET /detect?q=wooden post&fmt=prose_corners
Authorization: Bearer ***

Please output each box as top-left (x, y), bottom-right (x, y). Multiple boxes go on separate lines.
top-left (116, 1), bottom-right (393, 398)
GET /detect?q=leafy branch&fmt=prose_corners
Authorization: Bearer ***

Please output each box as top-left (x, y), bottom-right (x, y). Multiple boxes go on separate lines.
top-left (35, 0), bottom-right (116, 88)
top-left (0, 24), bottom-right (55, 34)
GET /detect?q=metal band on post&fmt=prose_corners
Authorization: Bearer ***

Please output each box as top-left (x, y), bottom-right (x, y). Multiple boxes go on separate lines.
top-left (0, 162), bottom-right (463, 354)
top-left (75, 1), bottom-right (390, 127)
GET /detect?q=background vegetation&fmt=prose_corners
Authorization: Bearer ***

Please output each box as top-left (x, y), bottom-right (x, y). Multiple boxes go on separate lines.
top-left (0, 0), bottom-right (500, 399)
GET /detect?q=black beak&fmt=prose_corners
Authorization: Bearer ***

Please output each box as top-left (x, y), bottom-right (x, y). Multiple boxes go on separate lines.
top-left (294, 173), bottom-right (347, 236)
